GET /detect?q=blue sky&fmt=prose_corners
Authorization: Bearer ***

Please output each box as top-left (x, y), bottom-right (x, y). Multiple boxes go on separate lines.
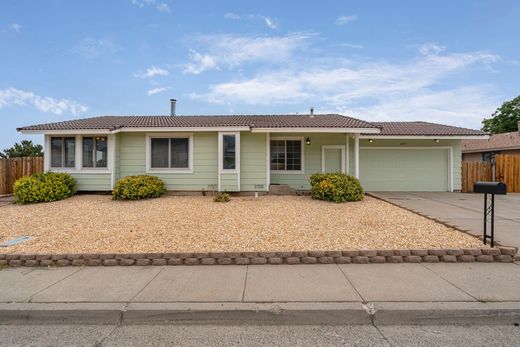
top-left (1, 0), bottom-right (519, 149)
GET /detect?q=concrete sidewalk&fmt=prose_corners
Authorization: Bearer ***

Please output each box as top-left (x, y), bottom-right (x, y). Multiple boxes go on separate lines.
top-left (1, 263), bottom-right (520, 325)
top-left (372, 192), bottom-right (520, 249)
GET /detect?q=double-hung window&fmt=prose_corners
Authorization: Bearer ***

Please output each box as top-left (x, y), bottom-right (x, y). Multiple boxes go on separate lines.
top-left (149, 135), bottom-right (192, 172)
top-left (50, 137), bottom-right (76, 168)
top-left (219, 133), bottom-right (239, 172)
top-left (82, 136), bottom-right (108, 168)
top-left (270, 138), bottom-right (303, 172)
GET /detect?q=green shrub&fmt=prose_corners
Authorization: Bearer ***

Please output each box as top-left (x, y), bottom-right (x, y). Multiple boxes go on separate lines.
top-left (112, 175), bottom-right (165, 200)
top-left (14, 172), bottom-right (76, 204)
top-left (214, 192), bottom-right (231, 202)
top-left (310, 173), bottom-right (364, 203)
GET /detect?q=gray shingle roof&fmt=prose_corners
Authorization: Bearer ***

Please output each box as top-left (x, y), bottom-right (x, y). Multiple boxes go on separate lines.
top-left (368, 122), bottom-right (486, 136)
top-left (17, 114), bottom-right (378, 131)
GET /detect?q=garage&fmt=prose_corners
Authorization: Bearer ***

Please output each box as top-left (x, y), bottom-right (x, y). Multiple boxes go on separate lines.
top-left (359, 147), bottom-right (451, 191)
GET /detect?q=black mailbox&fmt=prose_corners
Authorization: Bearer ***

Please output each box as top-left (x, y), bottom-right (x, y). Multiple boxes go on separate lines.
top-left (474, 181), bottom-right (507, 195)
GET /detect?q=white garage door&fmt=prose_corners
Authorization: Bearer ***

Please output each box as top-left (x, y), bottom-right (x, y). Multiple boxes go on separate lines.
top-left (359, 148), bottom-right (451, 191)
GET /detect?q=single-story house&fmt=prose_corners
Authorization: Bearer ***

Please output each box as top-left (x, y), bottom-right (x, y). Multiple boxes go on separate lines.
top-left (462, 121), bottom-right (520, 162)
top-left (17, 104), bottom-right (486, 192)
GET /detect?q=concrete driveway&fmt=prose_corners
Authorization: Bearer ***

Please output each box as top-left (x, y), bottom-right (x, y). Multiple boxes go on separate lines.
top-left (371, 192), bottom-right (520, 249)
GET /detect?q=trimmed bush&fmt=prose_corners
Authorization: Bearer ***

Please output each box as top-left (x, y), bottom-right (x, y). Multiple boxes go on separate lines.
top-left (310, 173), bottom-right (364, 203)
top-left (112, 175), bottom-right (165, 200)
top-left (214, 192), bottom-right (231, 202)
top-left (14, 172), bottom-right (76, 204)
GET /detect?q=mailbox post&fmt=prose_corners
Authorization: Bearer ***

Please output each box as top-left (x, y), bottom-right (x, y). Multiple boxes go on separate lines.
top-left (473, 182), bottom-right (507, 247)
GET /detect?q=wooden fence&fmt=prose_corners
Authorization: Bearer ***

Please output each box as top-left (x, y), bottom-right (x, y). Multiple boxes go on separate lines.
top-left (462, 154), bottom-right (520, 193)
top-left (0, 157), bottom-right (44, 195)
top-left (461, 161), bottom-right (492, 193)
top-left (496, 154), bottom-right (520, 193)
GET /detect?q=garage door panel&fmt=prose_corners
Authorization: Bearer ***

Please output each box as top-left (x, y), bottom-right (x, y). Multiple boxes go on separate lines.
top-left (360, 148), bottom-right (449, 191)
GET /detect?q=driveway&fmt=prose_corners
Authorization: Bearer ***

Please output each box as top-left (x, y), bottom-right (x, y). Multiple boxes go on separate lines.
top-left (371, 192), bottom-right (520, 249)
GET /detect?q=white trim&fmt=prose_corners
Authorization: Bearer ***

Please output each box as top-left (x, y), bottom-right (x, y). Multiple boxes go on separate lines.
top-left (265, 133), bottom-right (270, 191)
top-left (20, 127), bottom-right (251, 135)
top-left (345, 134), bottom-right (350, 174)
top-left (359, 146), bottom-right (454, 192)
top-left (269, 136), bottom-right (305, 174)
top-left (108, 134), bottom-right (115, 189)
top-left (359, 135), bottom-right (488, 140)
top-left (321, 145), bottom-right (346, 173)
top-left (252, 127), bottom-right (380, 134)
top-left (218, 132), bottom-right (241, 192)
top-left (74, 135), bottom-right (81, 171)
top-left (43, 135), bottom-right (50, 172)
top-left (145, 133), bottom-right (194, 174)
top-left (354, 134), bottom-right (360, 179)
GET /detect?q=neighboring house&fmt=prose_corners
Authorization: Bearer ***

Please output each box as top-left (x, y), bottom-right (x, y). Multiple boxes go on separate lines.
top-left (17, 104), bottom-right (486, 192)
top-left (462, 121), bottom-right (520, 162)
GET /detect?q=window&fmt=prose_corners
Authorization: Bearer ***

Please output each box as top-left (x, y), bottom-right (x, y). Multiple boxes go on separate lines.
top-left (150, 136), bottom-right (191, 170)
top-left (50, 137), bottom-right (75, 168)
top-left (482, 151), bottom-right (497, 163)
top-left (222, 134), bottom-right (236, 170)
top-left (82, 136), bottom-right (107, 168)
top-left (270, 139), bottom-right (302, 172)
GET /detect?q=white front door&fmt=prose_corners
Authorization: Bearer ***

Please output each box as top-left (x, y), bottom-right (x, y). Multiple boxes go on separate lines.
top-left (322, 145), bottom-right (345, 173)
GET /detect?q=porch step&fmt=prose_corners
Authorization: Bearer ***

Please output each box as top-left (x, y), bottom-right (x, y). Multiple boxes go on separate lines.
top-left (269, 184), bottom-right (296, 195)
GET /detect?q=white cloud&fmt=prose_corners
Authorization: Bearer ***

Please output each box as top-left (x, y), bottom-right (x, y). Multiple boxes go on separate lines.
top-left (183, 32), bottom-right (314, 74)
top-left (0, 87), bottom-right (88, 115)
top-left (183, 50), bottom-right (218, 74)
top-left (147, 87), bottom-right (170, 96)
top-left (190, 48), bottom-right (500, 128)
top-left (418, 43), bottom-right (446, 55)
top-left (134, 66), bottom-right (169, 79)
top-left (224, 12), bottom-right (240, 19)
top-left (131, 0), bottom-right (170, 13)
top-left (263, 17), bottom-right (277, 29)
top-left (9, 23), bottom-right (22, 33)
top-left (74, 37), bottom-right (118, 59)
top-left (339, 43), bottom-right (364, 49)
top-left (335, 15), bottom-right (357, 25)
top-left (223, 13), bottom-right (278, 29)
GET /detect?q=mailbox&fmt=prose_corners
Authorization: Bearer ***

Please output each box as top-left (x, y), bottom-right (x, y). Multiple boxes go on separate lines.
top-left (474, 181), bottom-right (507, 195)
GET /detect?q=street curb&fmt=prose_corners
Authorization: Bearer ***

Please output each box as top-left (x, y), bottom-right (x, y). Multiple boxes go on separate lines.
top-left (1, 302), bottom-right (519, 326)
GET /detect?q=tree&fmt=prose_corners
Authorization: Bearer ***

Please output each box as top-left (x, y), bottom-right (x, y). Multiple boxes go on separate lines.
top-left (0, 140), bottom-right (43, 159)
top-left (482, 95), bottom-right (520, 134)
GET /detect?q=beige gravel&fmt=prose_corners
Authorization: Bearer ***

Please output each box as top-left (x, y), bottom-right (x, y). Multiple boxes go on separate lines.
top-left (0, 194), bottom-right (484, 254)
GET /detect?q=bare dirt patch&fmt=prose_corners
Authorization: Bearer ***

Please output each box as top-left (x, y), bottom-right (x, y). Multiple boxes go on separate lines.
top-left (0, 194), bottom-right (483, 253)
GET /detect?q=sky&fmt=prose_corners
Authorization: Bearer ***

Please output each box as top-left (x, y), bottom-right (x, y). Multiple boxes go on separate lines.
top-left (1, 0), bottom-right (519, 149)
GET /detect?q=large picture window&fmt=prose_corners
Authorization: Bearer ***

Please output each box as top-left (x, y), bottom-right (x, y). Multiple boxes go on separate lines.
top-left (270, 139), bottom-right (303, 172)
top-left (150, 136), bottom-right (191, 170)
top-left (82, 136), bottom-right (107, 168)
top-left (50, 137), bottom-right (75, 168)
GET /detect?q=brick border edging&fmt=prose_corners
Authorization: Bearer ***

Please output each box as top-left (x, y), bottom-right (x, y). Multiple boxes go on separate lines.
top-left (0, 247), bottom-right (517, 267)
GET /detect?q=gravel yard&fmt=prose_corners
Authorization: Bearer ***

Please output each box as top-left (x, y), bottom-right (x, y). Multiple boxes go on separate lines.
top-left (0, 194), bottom-right (483, 254)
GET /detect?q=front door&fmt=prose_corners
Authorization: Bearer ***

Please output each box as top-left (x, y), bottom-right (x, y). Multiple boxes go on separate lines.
top-left (322, 145), bottom-right (345, 173)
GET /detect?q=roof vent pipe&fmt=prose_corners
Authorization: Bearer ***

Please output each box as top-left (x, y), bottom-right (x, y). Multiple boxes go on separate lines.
top-left (170, 98), bottom-right (177, 116)
top-left (310, 107), bottom-right (314, 118)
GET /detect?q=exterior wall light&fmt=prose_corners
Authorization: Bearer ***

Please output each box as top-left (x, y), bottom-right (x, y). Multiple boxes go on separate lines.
top-left (305, 137), bottom-right (311, 145)
top-left (434, 139), bottom-right (440, 143)
top-left (368, 139), bottom-right (373, 143)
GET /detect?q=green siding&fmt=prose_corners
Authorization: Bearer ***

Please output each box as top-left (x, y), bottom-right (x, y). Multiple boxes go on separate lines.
top-left (240, 132), bottom-right (268, 191)
top-left (270, 133), bottom-right (349, 190)
top-left (114, 133), bottom-right (121, 182)
top-left (119, 132), bottom-right (218, 191)
top-left (71, 173), bottom-right (111, 191)
top-left (220, 173), bottom-right (239, 192)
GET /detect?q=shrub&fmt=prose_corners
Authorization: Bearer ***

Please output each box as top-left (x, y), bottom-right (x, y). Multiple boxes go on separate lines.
top-left (310, 173), bottom-right (364, 203)
top-left (214, 192), bottom-right (231, 202)
top-left (14, 172), bottom-right (76, 204)
top-left (112, 175), bottom-right (165, 200)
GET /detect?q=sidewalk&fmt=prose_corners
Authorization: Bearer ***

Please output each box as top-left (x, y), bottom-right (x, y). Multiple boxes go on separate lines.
top-left (1, 263), bottom-right (520, 325)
